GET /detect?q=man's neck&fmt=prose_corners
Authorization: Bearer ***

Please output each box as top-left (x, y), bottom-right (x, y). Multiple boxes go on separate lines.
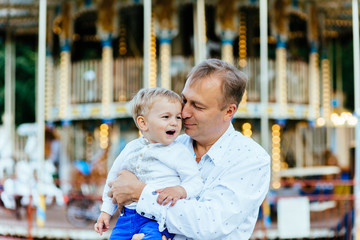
top-left (193, 122), bottom-right (230, 162)
top-left (193, 140), bottom-right (215, 161)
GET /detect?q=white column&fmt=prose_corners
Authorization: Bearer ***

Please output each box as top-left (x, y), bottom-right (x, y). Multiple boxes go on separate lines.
top-left (101, 40), bottom-right (113, 118)
top-left (4, 28), bottom-right (15, 158)
top-left (221, 39), bottom-right (234, 65)
top-left (308, 50), bottom-right (320, 119)
top-left (37, 0), bottom-right (47, 165)
top-left (260, 0), bottom-right (269, 153)
top-left (160, 40), bottom-right (171, 89)
top-left (352, 0), bottom-right (360, 238)
top-left (193, 0), bottom-right (206, 64)
top-left (276, 46), bottom-right (287, 115)
top-left (143, 0), bottom-right (151, 88)
top-left (321, 59), bottom-right (331, 120)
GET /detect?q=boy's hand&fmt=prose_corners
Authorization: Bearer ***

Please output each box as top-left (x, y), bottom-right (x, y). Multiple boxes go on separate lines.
top-left (156, 185), bottom-right (187, 206)
top-left (131, 234), bottom-right (171, 240)
top-left (131, 233), bottom-right (145, 240)
top-left (94, 212), bottom-right (111, 236)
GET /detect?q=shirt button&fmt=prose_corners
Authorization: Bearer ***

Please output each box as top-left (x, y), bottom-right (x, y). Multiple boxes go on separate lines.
top-left (137, 165), bottom-right (140, 169)
top-left (141, 212), bottom-right (145, 216)
top-left (147, 145), bottom-right (150, 148)
top-left (140, 154), bottom-right (143, 157)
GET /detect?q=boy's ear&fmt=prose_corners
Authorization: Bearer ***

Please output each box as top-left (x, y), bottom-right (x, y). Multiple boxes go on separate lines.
top-left (224, 103), bottom-right (237, 121)
top-left (137, 116), bottom-right (148, 131)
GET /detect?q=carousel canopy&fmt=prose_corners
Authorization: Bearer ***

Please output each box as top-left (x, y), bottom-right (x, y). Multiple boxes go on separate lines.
top-left (0, 0), bottom-right (355, 36)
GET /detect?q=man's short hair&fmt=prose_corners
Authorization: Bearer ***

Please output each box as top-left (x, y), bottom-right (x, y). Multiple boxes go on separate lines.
top-left (186, 59), bottom-right (248, 109)
top-left (130, 88), bottom-right (181, 127)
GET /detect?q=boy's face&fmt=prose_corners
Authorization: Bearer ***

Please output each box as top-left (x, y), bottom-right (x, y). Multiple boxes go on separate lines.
top-left (140, 98), bottom-right (182, 145)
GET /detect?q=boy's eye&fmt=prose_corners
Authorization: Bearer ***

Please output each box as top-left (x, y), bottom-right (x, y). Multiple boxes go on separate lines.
top-left (176, 116), bottom-right (182, 120)
top-left (162, 116), bottom-right (169, 119)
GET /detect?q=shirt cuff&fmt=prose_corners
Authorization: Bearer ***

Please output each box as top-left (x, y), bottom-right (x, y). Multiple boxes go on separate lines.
top-left (136, 184), bottom-right (168, 231)
top-left (101, 201), bottom-right (117, 216)
top-left (181, 181), bottom-right (202, 199)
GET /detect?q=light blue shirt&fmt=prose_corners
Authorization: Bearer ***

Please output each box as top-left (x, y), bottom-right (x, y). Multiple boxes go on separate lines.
top-left (101, 136), bottom-right (203, 215)
top-left (136, 124), bottom-right (271, 240)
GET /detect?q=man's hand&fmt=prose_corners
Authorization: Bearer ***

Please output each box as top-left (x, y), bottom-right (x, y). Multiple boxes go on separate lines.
top-left (156, 185), bottom-right (187, 206)
top-left (107, 170), bottom-right (146, 206)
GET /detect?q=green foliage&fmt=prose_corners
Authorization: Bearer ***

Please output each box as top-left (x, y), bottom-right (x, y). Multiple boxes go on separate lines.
top-left (0, 40), bottom-right (36, 126)
top-left (341, 39), bottom-right (354, 111)
top-left (15, 42), bottom-right (36, 125)
top-left (0, 44), bottom-right (4, 123)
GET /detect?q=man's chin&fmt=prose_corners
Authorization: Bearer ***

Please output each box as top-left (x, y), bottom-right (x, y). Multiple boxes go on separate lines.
top-left (184, 128), bottom-right (195, 137)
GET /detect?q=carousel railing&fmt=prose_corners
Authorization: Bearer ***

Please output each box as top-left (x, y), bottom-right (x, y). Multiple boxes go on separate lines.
top-left (237, 57), bottom-right (309, 104)
top-left (252, 178), bottom-right (354, 239)
top-left (13, 134), bottom-right (28, 162)
top-left (51, 57), bottom-right (311, 107)
top-left (71, 60), bottom-right (102, 104)
top-left (113, 57), bottom-right (143, 102)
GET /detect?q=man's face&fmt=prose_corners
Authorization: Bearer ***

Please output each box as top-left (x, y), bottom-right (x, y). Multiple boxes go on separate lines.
top-left (181, 76), bottom-right (228, 144)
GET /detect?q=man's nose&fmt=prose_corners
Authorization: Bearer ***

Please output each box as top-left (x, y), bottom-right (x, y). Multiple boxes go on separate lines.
top-left (182, 104), bottom-right (191, 119)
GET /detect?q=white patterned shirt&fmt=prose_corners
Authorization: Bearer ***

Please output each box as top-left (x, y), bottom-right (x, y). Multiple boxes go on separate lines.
top-left (101, 136), bottom-right (203, 215)
top-left (136, 124), bottom-right (271, 240)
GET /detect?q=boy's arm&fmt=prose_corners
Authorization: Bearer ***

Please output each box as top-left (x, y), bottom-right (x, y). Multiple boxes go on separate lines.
top-left (94, 212), bottom-right (111, 235)
top-left (171, 144), bottom-right (203, 199)
top-left (155, 145), bottom-right (202, 206)
top-left (101, 142), bottom-right (134, 215)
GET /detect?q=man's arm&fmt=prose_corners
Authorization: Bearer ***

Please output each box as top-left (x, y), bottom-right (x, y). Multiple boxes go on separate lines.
top-left (136, 157), bottom-right (270, 239)
top-left (108, 143), bottom-right (202, 206)
top-left (107, 170), bottom-right (145, 206)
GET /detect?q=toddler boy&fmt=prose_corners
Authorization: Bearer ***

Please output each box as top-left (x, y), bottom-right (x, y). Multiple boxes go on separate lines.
top-left (94, 88), bottom-right (203, 240)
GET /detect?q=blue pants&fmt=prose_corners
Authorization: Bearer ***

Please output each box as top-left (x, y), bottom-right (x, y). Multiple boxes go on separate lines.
top-left (110, 207), bottom-right (174, 240)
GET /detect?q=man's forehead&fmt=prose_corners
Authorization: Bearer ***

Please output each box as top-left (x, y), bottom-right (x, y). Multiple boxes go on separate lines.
top-left (184, 76), bottom-right (221, 92)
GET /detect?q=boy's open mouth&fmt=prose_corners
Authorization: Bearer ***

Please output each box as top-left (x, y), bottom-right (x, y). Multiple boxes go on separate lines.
top-left (166, 130), bottom-right (176, 136)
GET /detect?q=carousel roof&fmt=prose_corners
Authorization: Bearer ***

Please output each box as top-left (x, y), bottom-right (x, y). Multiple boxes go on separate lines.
top-left (0, 0), bottom-right (356, 36)
top-left (0, 0), bottom-right (42, 34)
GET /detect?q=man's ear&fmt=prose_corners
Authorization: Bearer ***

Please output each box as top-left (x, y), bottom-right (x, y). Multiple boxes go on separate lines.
top-left (137, 116), bottom-right (148, 131)
top-left (224, 103), bottom-right (237, 121)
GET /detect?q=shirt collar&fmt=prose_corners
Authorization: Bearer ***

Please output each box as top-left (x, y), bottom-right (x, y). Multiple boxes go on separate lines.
top-left (178, 124), bottom-right (236, 165)
top-left (139, 136), bottom-right (172, 147)
top-left (139, 136), bottom-right (149, 145)
top-left (204, 123), bottom-right (235, 166)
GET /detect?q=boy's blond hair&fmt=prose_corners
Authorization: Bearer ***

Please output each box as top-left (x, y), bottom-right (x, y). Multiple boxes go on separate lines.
top-left (130, 88), bottom-right (182, 127)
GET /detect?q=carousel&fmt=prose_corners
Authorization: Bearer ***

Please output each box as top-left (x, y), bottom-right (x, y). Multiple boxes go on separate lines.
top-left (0, 0), bottom-right (359, 239)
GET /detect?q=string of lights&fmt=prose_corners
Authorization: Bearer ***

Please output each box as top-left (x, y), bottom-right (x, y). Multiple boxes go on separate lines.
top-left (271, 123), bottom-right (281, 189)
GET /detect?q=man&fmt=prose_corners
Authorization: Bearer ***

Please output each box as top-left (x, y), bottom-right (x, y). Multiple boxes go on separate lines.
top-left (108, 59), bottom-right (270, 240)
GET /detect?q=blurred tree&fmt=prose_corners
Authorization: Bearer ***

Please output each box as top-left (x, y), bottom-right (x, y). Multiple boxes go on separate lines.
top-left (341, 38), bottom-right (354, 111)
top-left (0, 42), bottom-right (4, 122)
top-left (0, 38), bottom-right (36, 126)
top-left (15, 40), bottom-right (36, 125)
